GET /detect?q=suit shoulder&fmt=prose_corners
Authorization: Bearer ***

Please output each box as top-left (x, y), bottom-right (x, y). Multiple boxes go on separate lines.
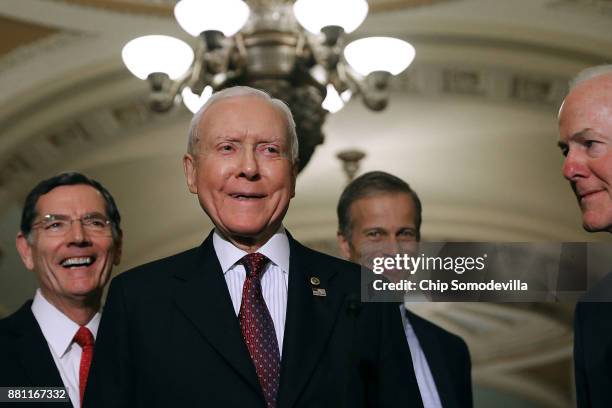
top-left (0, 313), bottom-right (16, 338)
top-left (293, 242), bottom-right (363, 280)
top-left (0, 302), bottom-right (35, 348)
top-left (0, 302), bottom-right (33, 332)
top-left (409, 311), bottom-right (468, 352)
top-left (114, 246), bottom-right (202, 285)
top-left (297, 244), bottom-right (359, 270)
top-left (579, 271), bottom-right (612, 302)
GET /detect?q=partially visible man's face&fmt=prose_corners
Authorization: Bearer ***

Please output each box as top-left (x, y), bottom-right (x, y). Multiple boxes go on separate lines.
top-left (559, 73), bottom-right (612, 232)
top-left (15, 185), bottom-right (121, 306)
top-left (338, 192), bottom-right (418, 280)
top-left (183, 95), bottom-right (296, 247)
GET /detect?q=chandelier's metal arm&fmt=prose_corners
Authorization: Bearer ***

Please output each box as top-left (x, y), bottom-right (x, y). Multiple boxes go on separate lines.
top-left (295, 31), bottom-right (306, 59)
top-left (235, 33), bottom-right (248, 61)
top-left (333, 61), bottom-right (358, 94)
top-left (187, 38), bottom-right (209, 94)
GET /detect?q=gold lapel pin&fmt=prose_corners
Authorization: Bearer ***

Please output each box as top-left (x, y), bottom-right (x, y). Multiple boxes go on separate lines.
top-left (310, 276), bottom-right (325, 296)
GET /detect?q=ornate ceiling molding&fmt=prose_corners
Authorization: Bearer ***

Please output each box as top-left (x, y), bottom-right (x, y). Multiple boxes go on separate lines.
top-left (0, 15), bottom-right (59, 57)
top-left (0, 52), bottom-right (574, 216)
top-left (51, 0), bottom-right (461, 16)
top-left (52, 0), bottom-right (174, 16)
top-left (369, 0), bottom-right (458, 13)
top-left (548, 0), bottom-right (612, 17)
top-left (396, 62), bottom-right (569, 109)
top-left (0, 31), bottom-right (88, 77)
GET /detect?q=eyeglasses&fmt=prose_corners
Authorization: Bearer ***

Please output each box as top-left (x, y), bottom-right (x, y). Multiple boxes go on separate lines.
top-left (32, 213), bottom-right (113, 237)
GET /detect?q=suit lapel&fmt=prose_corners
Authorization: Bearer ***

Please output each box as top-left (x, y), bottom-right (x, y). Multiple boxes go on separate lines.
top-left (171, 233), bottom-right (262, 397)
top-left (277, 237), bottom-right (344, 408)
top-left (12, 303), bottom-right (65, 387)
top-left (408, 311), bottom-right (459, 408)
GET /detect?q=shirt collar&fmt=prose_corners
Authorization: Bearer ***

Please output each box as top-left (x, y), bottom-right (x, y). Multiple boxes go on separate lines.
top-left (399, 304), bottom-right (416, 336)
top-left (31, 289), bottom-right (101, 358)
top-left (213, 226), bottom-right (290, 274)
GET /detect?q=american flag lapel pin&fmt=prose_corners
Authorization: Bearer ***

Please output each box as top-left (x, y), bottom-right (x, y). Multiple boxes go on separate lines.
top-left (310, 276), bottom-right (326, 296)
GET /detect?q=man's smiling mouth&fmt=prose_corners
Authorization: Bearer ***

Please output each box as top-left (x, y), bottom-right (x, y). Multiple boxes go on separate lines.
top-left (229, 193), bottom-right (266, 200)
top-left (60, 256), bottom-right (95, 268)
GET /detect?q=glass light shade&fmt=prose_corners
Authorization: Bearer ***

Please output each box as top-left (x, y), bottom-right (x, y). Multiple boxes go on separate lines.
top-left (344, 37), bottom-right (415, 76)
top-left (182, 85), bottom-right (213, 113)
top-left (122, 35), bottom-right (194, 80)
top-left (293, 0), bottom-right (368, 34)
top-left (340, 89), bottom-right (352, 103)
top-left (322, 84), bottom-right (344, 113)
top-left (174, 0), bottom-right (250, 37)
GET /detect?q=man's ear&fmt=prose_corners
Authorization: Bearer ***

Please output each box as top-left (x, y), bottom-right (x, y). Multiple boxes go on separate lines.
top-left (290, 162), bottom-right (298, 198)
top-left (183, 153), bottom-right (198, 194)
top-left (336, 231), bottom-right (353, 261)
top-left (113, 231), bottom-right (123, 265)
top-left (16, 232), bottom-right (34, 270)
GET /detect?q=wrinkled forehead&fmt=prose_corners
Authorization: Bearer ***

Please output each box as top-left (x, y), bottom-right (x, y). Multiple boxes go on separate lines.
top-left (564, 75), bottom-right (612, 111)
top-left (197, 96), bottom-right (289, 142)
top-left (350, 193), bottom-right (417, 228)
top-left (559, 87), bottom-right (612, 136)
top-left (35, 185), bottom-right (107, 216)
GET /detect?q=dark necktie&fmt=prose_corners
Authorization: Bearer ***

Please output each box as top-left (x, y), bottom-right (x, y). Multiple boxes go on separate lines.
top-left (73, 326), bottom-right (94, 407)
top-left (238, 253), bottom-right (280, 408)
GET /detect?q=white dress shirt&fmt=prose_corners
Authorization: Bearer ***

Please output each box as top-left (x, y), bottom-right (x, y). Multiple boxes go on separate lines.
top-left (213, 227), bottom-right (289, 356)
top-left (31, 289), bottom-right (100, 408)
top-left (400, 304), bottom-right (443, 408)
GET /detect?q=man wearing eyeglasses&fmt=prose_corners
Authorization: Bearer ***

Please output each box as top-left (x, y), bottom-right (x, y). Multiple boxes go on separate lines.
top-left (0, 172), bottom-right (122, 408)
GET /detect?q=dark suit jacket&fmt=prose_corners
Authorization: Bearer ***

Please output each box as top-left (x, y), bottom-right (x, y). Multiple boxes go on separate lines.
top-left (0, 301), bottom-right (73, 407)
top-left (574, 272), bottom-right (612, 408)
top-left (85, 232), bottom-right (424, 408)
top-left (406, 310), bottom-right (472, 408)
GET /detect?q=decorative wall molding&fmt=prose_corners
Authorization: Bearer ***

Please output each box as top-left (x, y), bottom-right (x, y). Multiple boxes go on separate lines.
top-left (0, 96), bottom-right (181, 210)
top-left (0, 31), bottom-right (90, 77)
top-left (369, 0), bottom-right (459, 13)
top-left (395, 62), bottom-right (569, 109)
top-left (0, 56), bottom-right (572, 213)
top-left (52, 0), bottom-right (175, 16)
top-left (548, 0), bottom-right (612, 17)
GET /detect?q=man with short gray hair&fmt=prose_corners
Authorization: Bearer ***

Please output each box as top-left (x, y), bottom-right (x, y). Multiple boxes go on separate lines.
top-left (558, 65), bottom-right (612, 407)
top-left (87, 86), bottom-right (423, 408)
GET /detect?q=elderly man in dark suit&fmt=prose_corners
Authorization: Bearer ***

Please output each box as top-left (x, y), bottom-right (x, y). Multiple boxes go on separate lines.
top-left (0, 172), bottom-right (122, 408)
top-left (337, 171), bottom-right (472, 408)
top-left (86, 86), bottom-right (422, 408)
top-left (558, 65), bottom-right (612, 408)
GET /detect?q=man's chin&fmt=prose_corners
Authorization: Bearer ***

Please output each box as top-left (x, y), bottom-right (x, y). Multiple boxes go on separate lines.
top-left (582, 216), bottom-right (612, 233)
top-left (223, 224), bottom-right (277, 244)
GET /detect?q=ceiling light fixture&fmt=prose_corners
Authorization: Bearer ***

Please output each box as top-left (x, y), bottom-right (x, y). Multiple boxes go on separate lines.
top-left (121, 0), bottom-right (415, 170)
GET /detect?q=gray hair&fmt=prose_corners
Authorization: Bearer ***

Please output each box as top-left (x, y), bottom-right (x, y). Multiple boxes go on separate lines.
top-left (186, 86), bottom-right (299, 163)
top-left (569, 64), bottom-right (612, 91)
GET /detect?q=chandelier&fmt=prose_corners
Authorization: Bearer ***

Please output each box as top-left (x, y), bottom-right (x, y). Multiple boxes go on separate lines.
top-left (121, 0), bottom-right (415, 170)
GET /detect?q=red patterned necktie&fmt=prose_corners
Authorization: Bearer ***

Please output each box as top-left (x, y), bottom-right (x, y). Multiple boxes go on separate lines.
top-left (238, 253), bottom-right (280, 408)
top-left (73, 326), bottom-right (94, 407)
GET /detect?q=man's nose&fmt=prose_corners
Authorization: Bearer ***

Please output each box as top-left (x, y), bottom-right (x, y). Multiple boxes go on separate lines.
top-left (238, 148), bottom-right (260, 180)
top-left (563, 149), bottom-right (589, 181)
top-left (68, 220), bottom-right (91, 246)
